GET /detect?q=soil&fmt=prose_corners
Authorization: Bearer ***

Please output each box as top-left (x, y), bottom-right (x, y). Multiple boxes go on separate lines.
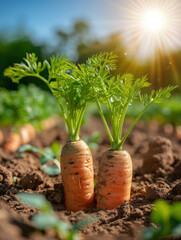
top-left (0, 117), bottom-right (181, 240)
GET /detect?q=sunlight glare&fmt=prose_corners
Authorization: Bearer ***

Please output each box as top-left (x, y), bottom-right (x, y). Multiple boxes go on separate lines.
top-left (120, 0), bottom-right (181, 60)
top-left (144, 9), bottom-right (165, 32)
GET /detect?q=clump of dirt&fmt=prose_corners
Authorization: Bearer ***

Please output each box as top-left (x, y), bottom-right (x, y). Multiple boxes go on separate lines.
top-left (173, 156), bottom-right (181, 178)
top-left (142, 136), bottom-right (174, 173)
top-left (145, 181), bottom-right (170, 200)
top-left (20, 172), bottom-right (44, 190)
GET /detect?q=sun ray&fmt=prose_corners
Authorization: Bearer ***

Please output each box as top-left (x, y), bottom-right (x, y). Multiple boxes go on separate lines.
top-left (119, 0), bottom-right (181, 60)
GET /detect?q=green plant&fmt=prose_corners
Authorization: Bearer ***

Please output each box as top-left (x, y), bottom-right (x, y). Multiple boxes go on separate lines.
top-left (126, 94), bottom-right (181, 126)
top-left (4, 53), bottom-right (97, 211)
top-left (4, 53), bottom-right (93, 141)
top-left (0, 84), bottom-right (60, 129)
top-left (18, 142), bottom-right (61, 175)
top-left (18, 193), bottom-right (98, 240)
top-left (143, 200), bottom-right (181, 240)
top-left (84, 52), bottom-right (176, 150)
top-left (83, 131), bottom-right (102, 151)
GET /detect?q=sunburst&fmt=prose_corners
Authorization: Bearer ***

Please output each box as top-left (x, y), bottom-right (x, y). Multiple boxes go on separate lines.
top-left (119, 0), bottom-right (181, 60)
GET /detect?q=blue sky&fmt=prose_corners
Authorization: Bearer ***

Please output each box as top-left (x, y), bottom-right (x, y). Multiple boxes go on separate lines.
top-left (0, 0), bottom-right (125, 43)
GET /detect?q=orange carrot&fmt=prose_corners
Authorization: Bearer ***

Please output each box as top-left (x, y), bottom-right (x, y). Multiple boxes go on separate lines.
top-left (3, 133), bottom-right (21, 152)
top-left (0, 130), bottom-right (4, 145)
top-left (4, 53), bottom-right (97, 211)
top-left (61, 140), bottom-right (94, 212)
top-left (19, 124), bottom-right (36, 144)
top-left (97, 149), bottom-right (132, 210)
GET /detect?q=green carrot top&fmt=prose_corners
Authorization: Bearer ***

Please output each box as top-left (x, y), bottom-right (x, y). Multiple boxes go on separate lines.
top-left (84, 52), bottom-right (177, 150)
top-left (4, 53), bottom-right (93, 141)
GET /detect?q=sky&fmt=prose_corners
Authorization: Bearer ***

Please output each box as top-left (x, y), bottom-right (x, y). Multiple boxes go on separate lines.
top-left (0, 0), bottom-right (125, 43)
top-left (1, 0), bottom-right (181, 60)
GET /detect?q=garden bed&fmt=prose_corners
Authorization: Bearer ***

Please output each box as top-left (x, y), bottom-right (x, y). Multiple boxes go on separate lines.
top-left (0, 116), bottom-right (181, 240)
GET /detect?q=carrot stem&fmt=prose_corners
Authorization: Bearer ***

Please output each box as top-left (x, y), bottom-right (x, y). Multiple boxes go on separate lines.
top-left (96, 98), bottom-right (114, 146)
top-left (71, 107), bottom-right (85, 141)
top-left (114, 102), bottom-right (152, 150)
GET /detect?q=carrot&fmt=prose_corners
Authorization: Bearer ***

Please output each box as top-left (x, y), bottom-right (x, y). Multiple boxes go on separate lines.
top-left (3, 132), bottom-right (21, 152)
top-left (61, 140), bottom-right (94, 211)
top-left (4, 53), bottom-right (95, 211)
top-left (19, 124), bottom-right (36, 144)
top-left (84, 52), bottom-right (176, 209)
top-left (97, 149), bottom-right (132, 209)
top-left (0, 130), bottom-right (4, 145)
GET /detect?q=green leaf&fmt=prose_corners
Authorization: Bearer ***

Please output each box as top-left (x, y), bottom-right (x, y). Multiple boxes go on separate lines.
top-left (56, 221), bottom-right (72, 238)
top-left (18, 193), bottom-right (51, 211)
top-left (173, 224), bottom-right (181, 235)
top-left (50, 142), bottom-right (61, 155)
top-left (87, 142), bottom-right (99, 151)
top-left (94, 180), bottom-right (97, 190)
top-left (89, 132), bottom-right (101, 143)
top-left (42, 165), bottom-right (60, 175)
top-left (72, 216), bottom-right (98, 231)
top-left (32, 212), bottom-right (60, 229)
top-left (18, 144), bottom-right (40, 153)
top-left (142, 227), bottom-right (158, 240)
top-left (151, 200), bottom-right (170, 226)
top-left (40, 154), bottom-right (55, 165)
top-left (171, 202), bottom-right (181, 222)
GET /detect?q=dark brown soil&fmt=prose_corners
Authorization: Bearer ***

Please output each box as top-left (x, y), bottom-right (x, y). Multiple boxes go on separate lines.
top-left (0, 117), bottom-right (181, 240)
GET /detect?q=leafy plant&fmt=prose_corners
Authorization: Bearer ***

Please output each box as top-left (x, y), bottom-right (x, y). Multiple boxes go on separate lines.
top-left (4, 53), bottom-right (94, 140)
top-left (143, 200), bottom-right (181, 240)
top-left (126, 94), bottom-right (181, 126)
top-left (18, 142), bottom-right (61, 175)
top-left (18, 193), bottom-right (98, 240)
top-left (0, 84), bottom-right (60, 129)
top-left (84, 52), bottom-right (177, 150)
top-left (83, 131), bottom-right (102, 151)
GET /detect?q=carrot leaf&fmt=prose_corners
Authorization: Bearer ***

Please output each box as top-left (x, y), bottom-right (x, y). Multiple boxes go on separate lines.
top-left (85, 52), bottom-right (177, 149)
top-left (4, 53), bottom-right (94, 141)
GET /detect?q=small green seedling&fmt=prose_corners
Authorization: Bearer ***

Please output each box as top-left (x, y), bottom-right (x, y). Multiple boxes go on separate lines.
top-left (83, 131), bottom-right (102, 151)
top-left (18, 142), bottom-right (61, 175)
top-left (18, 193), bottom-right (98, 240)
top-left (143, 200), bottom-right (181, 240)
top-left (13, 176), bottom-right (18, 184)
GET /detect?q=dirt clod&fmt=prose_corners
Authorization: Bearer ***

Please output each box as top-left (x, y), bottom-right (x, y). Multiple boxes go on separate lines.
top-left (145, 183), bottom-right (170, 200)
top-left (20, 172), bottom-right (43, 190)
top-left (142, 136), bottom-right (174, 173)
top-left (118, 201), bottom-right (132, 218)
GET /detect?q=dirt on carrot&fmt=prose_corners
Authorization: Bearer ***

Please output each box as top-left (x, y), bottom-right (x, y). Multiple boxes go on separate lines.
top-left (61, 140), bottom-right (94, 212)
top-left (0, 117), bottom-right (181, 240)
top-left (97, 149), bottom-right (132, 210)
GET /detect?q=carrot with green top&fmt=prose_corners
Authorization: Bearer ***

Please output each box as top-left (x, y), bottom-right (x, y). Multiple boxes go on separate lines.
top-left (4, 53), bottom-right (94, 211)
top-left (86, 52), bottom-right (176, 209)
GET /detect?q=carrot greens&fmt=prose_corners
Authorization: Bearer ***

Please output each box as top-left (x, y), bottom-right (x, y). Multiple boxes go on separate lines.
top-left (85, 52), bottom-right (177, 150)
top-left (4, 53), bottom-right (92, 141)
top-left (4, 52), bottom-right (176, 146)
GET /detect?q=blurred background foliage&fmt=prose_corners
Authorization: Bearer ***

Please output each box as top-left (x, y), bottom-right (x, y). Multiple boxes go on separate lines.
top-left (0, 20), bottom-right (181, 127)
top-left (1, 20), bottom-right (181, 90)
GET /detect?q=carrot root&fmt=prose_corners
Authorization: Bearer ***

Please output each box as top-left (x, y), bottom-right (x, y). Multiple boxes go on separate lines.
top-left (97, 149), bottom-right (132, 210)
top-left (61, 140), bottom-right (94, 212)
top-left (3, 133), bottom-right (21, 152)
top-left (19, 124), bottom-right (36, 144)
top-left (0, 130), bottom-right (4, 145)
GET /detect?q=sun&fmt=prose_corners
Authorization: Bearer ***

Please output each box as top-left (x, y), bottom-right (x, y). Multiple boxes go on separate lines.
top-left (119, 0), bottom-right (181, 60)
top-left (143, 9), bottom-right (165, 32)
